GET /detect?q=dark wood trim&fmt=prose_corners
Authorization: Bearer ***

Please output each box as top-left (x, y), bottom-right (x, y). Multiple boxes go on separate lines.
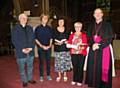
top-left (115, 60), bottom-right (120, 69)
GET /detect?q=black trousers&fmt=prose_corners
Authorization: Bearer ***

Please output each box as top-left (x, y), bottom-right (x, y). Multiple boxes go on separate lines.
top-left (38, 48), bottom-right (51, 76)
top-left (71, 54), bottom-right (85, 83)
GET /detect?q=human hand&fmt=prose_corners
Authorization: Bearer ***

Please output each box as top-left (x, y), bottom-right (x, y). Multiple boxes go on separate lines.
top-left (78, 46), bottom-right (85, 50)
top-left (22, 48), bottom-right (32, 54)
top-left (92, 43), bottom-right (99, 51)
top-left (42, 45), bottom-right (51, 50)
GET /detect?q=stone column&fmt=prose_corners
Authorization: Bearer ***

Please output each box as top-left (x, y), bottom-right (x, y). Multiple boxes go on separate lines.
top-left (42, 0), bottom-right (49, 14)
top-left (13, 0), bottom-right (21, 17)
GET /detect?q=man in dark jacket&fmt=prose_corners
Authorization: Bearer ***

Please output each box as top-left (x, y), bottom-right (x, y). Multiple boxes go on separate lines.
top-left (11, 13), bottom-right (36, 87)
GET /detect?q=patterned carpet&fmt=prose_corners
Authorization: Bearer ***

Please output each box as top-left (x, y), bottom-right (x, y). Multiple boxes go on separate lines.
top-left (0, 55), bottom-right (120, 88)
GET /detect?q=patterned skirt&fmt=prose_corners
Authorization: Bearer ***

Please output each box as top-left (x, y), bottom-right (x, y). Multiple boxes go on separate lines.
top-left (54, 51), bottom-right (73, 72)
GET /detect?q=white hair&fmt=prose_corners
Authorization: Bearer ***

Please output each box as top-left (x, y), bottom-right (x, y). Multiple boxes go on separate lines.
top-left (18, 13), bottom-right (28, 21)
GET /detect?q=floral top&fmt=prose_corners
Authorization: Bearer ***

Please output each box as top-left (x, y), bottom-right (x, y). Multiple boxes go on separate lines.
top-left (68, 32), bottom-right (88, 55)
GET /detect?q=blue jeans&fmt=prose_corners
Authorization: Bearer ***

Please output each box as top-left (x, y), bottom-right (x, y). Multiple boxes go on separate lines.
top-left (16, 55), bottom-right (34, 83)
top-left (38, 48), bottom-right (51, 76)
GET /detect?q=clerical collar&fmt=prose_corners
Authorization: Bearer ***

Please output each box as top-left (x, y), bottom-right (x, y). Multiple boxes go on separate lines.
top-left (42, 24), bottom-right (46, 27)
top-left (41, 24), bottom-right (47, 27)
top-left (96, 19), bottom-right (102, 24)
top-left (20, 24), bottom-right (26, 29)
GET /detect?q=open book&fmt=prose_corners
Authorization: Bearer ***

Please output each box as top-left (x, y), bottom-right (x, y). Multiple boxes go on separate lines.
top-left (55, 39), bottom-right (67, 43)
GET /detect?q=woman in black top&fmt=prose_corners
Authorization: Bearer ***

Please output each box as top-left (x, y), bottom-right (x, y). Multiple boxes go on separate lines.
top-left (53, 18), bottom-right (72, 82)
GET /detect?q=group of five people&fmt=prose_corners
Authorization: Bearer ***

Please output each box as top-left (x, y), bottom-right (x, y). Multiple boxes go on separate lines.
top-left (11, 8), bottom-right (114, 88)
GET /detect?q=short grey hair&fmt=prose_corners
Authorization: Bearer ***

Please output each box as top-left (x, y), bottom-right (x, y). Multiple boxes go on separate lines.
top-left (18, 13), bottom-right (28, 21)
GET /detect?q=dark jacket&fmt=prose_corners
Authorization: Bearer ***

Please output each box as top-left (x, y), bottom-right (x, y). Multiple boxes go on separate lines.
top-left (11, 24), bottom-right (35, 59)
top-left (35, 25), bottom-right (53, 46)
top-left (87, 20), bottom-right (114, 49)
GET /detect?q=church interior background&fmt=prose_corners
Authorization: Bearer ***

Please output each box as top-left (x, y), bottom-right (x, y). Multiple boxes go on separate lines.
top-left (0, 0), bottom-right (120, 68)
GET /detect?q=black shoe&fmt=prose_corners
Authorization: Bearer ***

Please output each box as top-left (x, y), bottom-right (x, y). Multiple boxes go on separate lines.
top-left (23, 82), bottom-right (28, 87)
top-left (28, 80), bottom-right (36, 84)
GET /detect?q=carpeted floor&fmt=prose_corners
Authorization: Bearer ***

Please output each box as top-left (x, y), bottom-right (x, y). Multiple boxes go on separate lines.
top-left (0, 55), bottom-right (120, 88)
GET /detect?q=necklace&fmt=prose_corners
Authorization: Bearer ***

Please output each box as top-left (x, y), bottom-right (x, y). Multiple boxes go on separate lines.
top-left (94, 22), bottom-right (102, 37)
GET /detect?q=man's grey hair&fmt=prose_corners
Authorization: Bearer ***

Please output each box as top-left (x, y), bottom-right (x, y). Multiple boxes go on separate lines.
top-left (18, 13), bottom-right (28, 21)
